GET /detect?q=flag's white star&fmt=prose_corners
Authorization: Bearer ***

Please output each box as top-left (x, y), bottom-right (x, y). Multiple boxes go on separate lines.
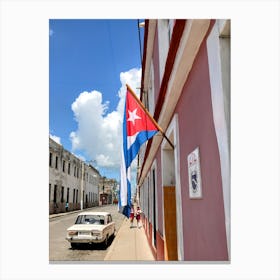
top-left (127, 108), bottom-right (141, 125)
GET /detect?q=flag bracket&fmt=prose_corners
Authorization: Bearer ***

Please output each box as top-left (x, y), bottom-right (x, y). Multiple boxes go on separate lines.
top-left (160, 131), bottom-right (174, 150)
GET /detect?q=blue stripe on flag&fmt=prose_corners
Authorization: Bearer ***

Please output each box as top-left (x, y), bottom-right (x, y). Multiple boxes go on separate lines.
top-left (126, 130), bottom-right (158, 168)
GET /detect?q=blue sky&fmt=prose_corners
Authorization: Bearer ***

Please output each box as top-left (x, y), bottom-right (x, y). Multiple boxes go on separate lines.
top-left (49, 19), bottom-right (144, 184)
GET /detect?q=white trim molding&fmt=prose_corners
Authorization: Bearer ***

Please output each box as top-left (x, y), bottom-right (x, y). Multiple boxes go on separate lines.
top-left (161, 114), bottom-right (184, 261)
top-left (206, 19), bottom-right (231, 259)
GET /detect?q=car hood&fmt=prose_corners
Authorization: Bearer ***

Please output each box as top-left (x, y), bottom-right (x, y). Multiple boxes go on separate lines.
top-left (67, 224), bottom-right (104, 231)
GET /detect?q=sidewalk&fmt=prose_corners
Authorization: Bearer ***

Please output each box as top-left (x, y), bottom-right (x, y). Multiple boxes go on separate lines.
top-left (104, 218), bottom-right (155, 261)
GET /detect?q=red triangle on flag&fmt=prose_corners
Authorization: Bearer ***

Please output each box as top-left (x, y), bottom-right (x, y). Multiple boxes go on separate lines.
top-left (126, 89), bottom-right (158, 137)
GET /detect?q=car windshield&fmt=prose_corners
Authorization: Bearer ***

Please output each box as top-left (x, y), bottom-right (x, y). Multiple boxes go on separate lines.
top-left (75, 215), bottom-right (105, 225)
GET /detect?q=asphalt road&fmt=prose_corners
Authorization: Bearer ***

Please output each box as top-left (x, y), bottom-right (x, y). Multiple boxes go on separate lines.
top-left (49, 204), bottom-right (125, 262)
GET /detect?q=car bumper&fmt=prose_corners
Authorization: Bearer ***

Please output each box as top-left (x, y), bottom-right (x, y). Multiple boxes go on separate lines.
top-left (66, 236), bottom-right (105, 244)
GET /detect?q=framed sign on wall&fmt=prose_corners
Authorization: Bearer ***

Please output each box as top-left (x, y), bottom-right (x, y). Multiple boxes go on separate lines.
top-left (187, 147), bottom-right (202, 199)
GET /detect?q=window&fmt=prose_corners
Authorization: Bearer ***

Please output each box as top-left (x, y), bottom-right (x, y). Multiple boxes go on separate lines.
top-left (49, 153), bottom-right (52, 167)
top-left (147, 176), bottom-right (150, 224)
top-left (49, 184), bottom-right (51, 202)
top-left (73, 189), bottom-right (75, 203)
top-left (168, 19), bottom-right (174, 41)
top-left (54, 185), bottom-right (57, 203)
top-left (219, 21), bottom-right (230, 144)
top-left (66, 188), bottom-right (69, 203)
top-left (62, 160), bottom-right (65, 172)
top-left (89, 175), bottom-right (94, 184)
top-left (68, 162), bottom-right (71, 175)
top-left (152, 167), bottom-right (157, 248)
top-left (55, 156), bottom-right (58, 169)
top-left (75, 215), bottom-right (105, 225)
top-left (61, 186), bottom-right (64, 203)
top-left (74, 166), bottom-right (76, 177)
top-left (157, 20), bottom-right (170, 83)
top-left (148, 61), bottom-right (155, 116)
top-left (76, 190), bottom-right (78, 203)
top-left (108, 215), bottom-right (112, 223)
top-left (143, 89), bottom-right (149, 111)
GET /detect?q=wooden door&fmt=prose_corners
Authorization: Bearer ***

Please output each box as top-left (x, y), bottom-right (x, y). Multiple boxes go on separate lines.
top-left (163, 186), bottom-right (178, 260)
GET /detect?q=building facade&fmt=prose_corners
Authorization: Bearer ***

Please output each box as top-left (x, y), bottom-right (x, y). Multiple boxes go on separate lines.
top-left (138, 19), bottom-right (230, 261)
top-left (49, 137), bottom-right (101, 214)
top-left (99, 177), bottom-right (118, 205)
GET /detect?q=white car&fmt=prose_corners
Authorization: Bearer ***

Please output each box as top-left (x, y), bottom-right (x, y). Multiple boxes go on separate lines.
top-left (66, 211), bottom-right (116, 249)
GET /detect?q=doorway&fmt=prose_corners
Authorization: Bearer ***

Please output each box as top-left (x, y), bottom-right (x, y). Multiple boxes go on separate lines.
top-left (162, 133), bottom-right (178, 260)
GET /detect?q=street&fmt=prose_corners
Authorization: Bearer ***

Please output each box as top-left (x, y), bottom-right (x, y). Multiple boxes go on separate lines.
top-left (49, 204), bottom-right (125, 262)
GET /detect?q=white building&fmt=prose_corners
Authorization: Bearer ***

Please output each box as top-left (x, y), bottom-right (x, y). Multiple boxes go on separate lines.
top-left (49, 137), bottom-right (100, 214)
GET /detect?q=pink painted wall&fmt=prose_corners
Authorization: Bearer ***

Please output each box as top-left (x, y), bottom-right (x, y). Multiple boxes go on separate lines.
top-left (156, 231), bottom-right (165, 260)
top-left (175, 36), bottom-right (228, 261)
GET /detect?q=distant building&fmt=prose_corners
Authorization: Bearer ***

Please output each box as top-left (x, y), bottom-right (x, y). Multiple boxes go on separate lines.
top-left (49, 137), bottom-right (100, 214)
top-left (99, 177), bottom-right (118, 205)
top-left (138, 19), bottom-right (230, 261)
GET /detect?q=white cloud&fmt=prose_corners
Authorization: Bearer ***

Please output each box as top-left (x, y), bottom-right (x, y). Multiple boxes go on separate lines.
top-left (70, 68), bottom-right (141, 170)
top-left (50, 134), bottom-right (61, 144)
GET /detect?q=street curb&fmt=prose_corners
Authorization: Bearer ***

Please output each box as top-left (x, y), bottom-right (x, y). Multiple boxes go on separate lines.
top-left (104, 218), bottom-right (128, 260)
top-left (49, 209), bottom-right (83, 220)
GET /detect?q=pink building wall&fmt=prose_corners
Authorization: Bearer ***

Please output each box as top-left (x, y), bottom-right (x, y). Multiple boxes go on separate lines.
top-left (141, 20), bottom-right (228, 261)
top-left (175, 35), bottom-right (228, 261)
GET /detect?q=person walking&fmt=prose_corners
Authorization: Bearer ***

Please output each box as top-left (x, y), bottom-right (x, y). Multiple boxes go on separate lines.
top-left (129, 205), bottom-right (135, 228)
top-left (136, 206), bottom-right (142, 228)
top-left (65, 201), bottom-right (69, 212)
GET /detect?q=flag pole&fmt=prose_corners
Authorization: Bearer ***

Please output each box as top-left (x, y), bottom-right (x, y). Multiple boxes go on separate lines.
top-left (126, 84), bottom-right (174, 149)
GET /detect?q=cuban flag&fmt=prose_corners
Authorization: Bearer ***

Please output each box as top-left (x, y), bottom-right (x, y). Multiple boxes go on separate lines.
top-left (119, 85), bottom-right (159, 217)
